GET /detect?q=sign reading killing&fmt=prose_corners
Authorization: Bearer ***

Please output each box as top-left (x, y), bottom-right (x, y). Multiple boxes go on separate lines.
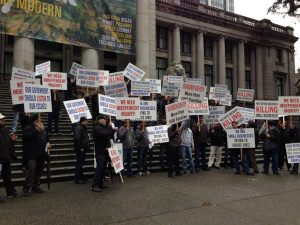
top-left (255, 100), bottom-right (278, 120)
top-left (227, 128), bottom-right (255, 149)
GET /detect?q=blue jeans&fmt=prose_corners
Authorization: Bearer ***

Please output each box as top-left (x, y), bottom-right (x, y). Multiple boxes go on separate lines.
top-left (137, 147), bottom-right (149, 173)
top-left (263, 150), bottom-right (279, 173)
top-left (123, 148), bottom-right (133, 176)
top-left (12, 111), bottom-right (19, 133)
top-left (232, 149), bottom-right (250, 173)
top-left (180, 145), bottom-right (195, 172)
top-left (92, 154), bottom-right (108, 187)
top-left (75, 151), bottom-right (86, 181)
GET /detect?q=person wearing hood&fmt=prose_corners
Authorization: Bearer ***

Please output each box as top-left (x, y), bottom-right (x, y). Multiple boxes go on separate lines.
top-left (135, 121), bottom-right (150, 176)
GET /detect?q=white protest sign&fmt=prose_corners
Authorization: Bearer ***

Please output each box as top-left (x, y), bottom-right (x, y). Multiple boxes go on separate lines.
top-left (278, 96), bottom-right (300, 116)
top-left (146, 125), bottom-right (169, 144)
top-left (178, 83), bottom-right (207, 103)
top-left (165, 100), bottom-right (189, 126)
top-left (215, 84), bottom-right (228, 99)
top-left (205, 106), bottom-right (225, 124)
top-left (285, 143), bottom-right (300, 164)
top-left (237, 88), bottom-right (255, 102)
top-left (163, 76), bottom-right (184, 83)
top-left (108, 72), bottom-right (124, 84)
top-left (161, 80), bottom-right (181, 97)
top-left (188, 98), bottom-right (209, 115)
top-left (123, 63), bottom-right (145, 81)
top-left (10, 79), bottom-right (38, 105)
top-left (186, 78), bottom-right (202, 85)
top-left (98, 94), bottom-right (116, 117)
top-left (255, 100), bottom-right (279, 120)
top-left (76, 69), bottom-right (99, 88)
top-left (139, 101), bottom-right (157, 121)
top-left (11, 67), bottom-right (35, 80)
top-left (104, 82), bottom-right (128, 98)
top-left (130, 81), bottom-right (151, 96)
top-left (227, 128), bottom-right (255, 148)
top-left (35, 61), bottom-right (51, 76)
top-left (98, 70), bottom-right (109, 86)
top-left (116, 98), bottom-right (140, 120)
top-left (108, 147), bottom-right (124, 174)
top-left (209, 87), bottom-right (217, 100)
top-left (64, 99), bottom-right (92, 123)
top-left (42, 72), bottom-right (67, 90)
top-left (23, 84), bottom-right (52, 113)
top-left (238, 107), bottom-right (255, 123)
top-left (114, 143), bottom-right (123, 165)
top-left (69, 62), bottom-right (85, 76)
top-left (218, 107), bottom-right (245, 131)
top-left (145, 79), bottom-right (161, 94)
top-left (219, 92), bottom-right (232, 106)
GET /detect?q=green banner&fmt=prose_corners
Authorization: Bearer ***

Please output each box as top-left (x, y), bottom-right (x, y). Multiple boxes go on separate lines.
top-left (0, 0), bottom-right (136, 54)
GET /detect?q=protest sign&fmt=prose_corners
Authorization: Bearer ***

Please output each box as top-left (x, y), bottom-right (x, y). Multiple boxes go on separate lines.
top-left (145, 79), bottom-right (161, 94)
top-left (163, 76), bottom-right (184, 83)
top-left (285, 143), bottom-right (300, 164)
top-left (23, 83), bottom-right (52, 113)
top-left (116, 98), bottom-right (140, 120)
top-left (108, 72), bottom-right (125, 84)
top-left (35, 61), bottom-right (51, 76)
top-left (205, 106), bottom-right (225, 124)
top-left (238, 107), bottom-right (255, 123)
top-left (114, 143), bottom-right (124, 165)
top-left (146, 125), bottom-right (169, 144)
top-left (11, 67), bottom-right (35, 80)
top-left (218, 107), bottom-right (245, 131)
top-left (42, 72), bottom-right (67, 90)
top-left (188, 98), bottom-right (210, 115)
top-left (10, 79), bottom-right (38, 105)
top-left (219, 92), bottom-right (232, 107)
top-left (130, 81), bottom-right (151, 96)
top-left (69, 62), bottom-right (85, 76)
top-left (76, 69), bottom-right (99, 88)
top-left (278, 96), bottom-right (300, 116)
top-left (178, 83), bottom-right (207, 103)
top-left (108, 147), bottom-right (124, 174)
top-left (186, 78), bottom-right (202, 85)
top-left (139, 101), bottom-right (157, 121)
top-left (161, 80), bottom-right (181, 97)
top-left (98, 70), bottom-right (109, 86)
top-left (165, 101), bottom-right (189, 126)
top-left (104, 82), bottom-right (128, 98)
top-left (64, 99), bottom-right (92, 124)
top-left (215, 84), bottom-right (228, 99)
top-left (123, 63), bottom-right (145, 81)
top-left (98, 94), bottom-right (116, 117)
top-left (227, 128), bottom-right (255, 148)
top-left (255, 100), bottom-right (279, 120)
top-left (237, 88), bottom-right (255, 102)
top-left (209, 87), bottom-right (217, 100)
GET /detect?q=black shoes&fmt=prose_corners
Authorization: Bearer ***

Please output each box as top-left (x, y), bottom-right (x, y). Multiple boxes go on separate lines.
top-left (273, 171), bottom-right (280, 176)
top-left (7, 192), bottom-right (23, 198)
top-left (32, 187), bottom-right (44, 193)
top-left (91, 187), bottom-right (102, 192)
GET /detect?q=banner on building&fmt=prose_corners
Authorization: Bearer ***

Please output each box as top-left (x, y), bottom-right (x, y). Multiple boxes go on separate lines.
top-left (116, 97), bottom-right (140, 120)
top-left (69, 62), bottom-right (85, 76)
top-left (278, 96), bottom-right (300, 116)
top-left (98, 94), bottom-right (116, 117)
top-left (139, 101), bottom-right (157, 121)
top-left (42, 72), bottom-right (67, 90)
top-left (161, 80), bottom-right (181, 97)
top-left (130, 81), bottom-right (150, 96)
top-left (255, 100), bottom-right (279, 120)
top-left (23, 83), bottom-right (52, 113)
top-left (10, 79), bottom-right (39, 105)
top-left (146, 125), bottom-right (169, 144)
top-left (178, 83), bottom-right (207, 103)
top-left (188, 98), bottom-right (209, 116)
top-left (11, 67), bottom-right (35, 80)
top-left (205, 106), bottom-right (225, 124)
top-left (35, 61), bottom-right (51, 76)
top-left (227, 128), bottom-right (255, 148)
top-left (237, 88), bottom-right (255, 102)
top-left (285, 143), bottom-right (300, 164)
top-left (163, 76), bottom-right (183, 83)
top-left (108, 147), bottom-right (124, 174)
top-left (98, 70), bottom-right (109, 86)
top-left (108, 72), bottom-right (124, 84)
top-left (104, 82), bottom-right (128, 98)
top-left (186, 78), bottom-right (202, 85)
top-left (145, 79), bottom-right (161, 94)
top-left (123, 63), bottom-right (145, 81)
top-left (165, 101), bottom-right (189, 126)
top-left (0, 1), bottom-right (136, 54)
top-left (218, 107), bottom-right (245, 131)
top-left (76, 69), bottom-right (99, 88)
top-left (64, 99), bottom-right (92, 123)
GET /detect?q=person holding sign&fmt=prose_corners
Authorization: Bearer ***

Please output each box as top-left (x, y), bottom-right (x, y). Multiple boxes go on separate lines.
top-left (208, 123), bottom-right (225, 170)
top-left (135, 121), bottom-right (150, 176)
top-left (47, 90), bottom-right (61, 134)
top-left (167, 124), bottom-right (182, 178)
top-left (286, 122), bottom-right (300, 175)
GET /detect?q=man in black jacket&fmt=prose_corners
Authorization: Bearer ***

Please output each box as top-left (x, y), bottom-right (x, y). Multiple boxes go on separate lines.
top-left (48, 90), bottom-right (61, 134)
top-left (74, 117), bottom-right (89, 184)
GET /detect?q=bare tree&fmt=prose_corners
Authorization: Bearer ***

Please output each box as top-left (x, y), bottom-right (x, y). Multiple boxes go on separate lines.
top-left (268, 0), bottom-right (300, 17)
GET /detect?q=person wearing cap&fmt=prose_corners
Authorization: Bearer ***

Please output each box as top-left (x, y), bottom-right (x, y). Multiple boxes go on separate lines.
top-left (74, 116), bottom-right (90, 184)
top-left (22, 113), bottom-right (50, 195)
top-left (91, 115), bottom-right (115, 192)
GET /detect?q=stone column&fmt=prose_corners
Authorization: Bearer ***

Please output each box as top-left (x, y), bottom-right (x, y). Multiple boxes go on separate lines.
top-left (173, 24), bottom-right (181, 62)
top-left (256, 45), bottom-right (263, 99)
top-left (81, 48), bottom-right (99, 70)
top-left (196, 31), bottom-right (204, 81)
top-left (13, 37), bottom-right (35, 71)
top-left (232, 43), bottom-right (238, 97)
top-left (218, 35), bottom-right (226, 84)
top-left (238, 40), bottom-right (245, 89)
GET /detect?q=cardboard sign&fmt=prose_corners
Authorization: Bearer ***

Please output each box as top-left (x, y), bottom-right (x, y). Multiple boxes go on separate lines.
top-left (227, 128), bottom-right (255, 148)
top-left (42, 72), bottom-right (67, 90)
top-left (123, 63), bottom-right (145, 81)
top-left (186, 78), bottom-right (202, 85)
top-left (188, 98), bottom-right (210, 115)
top-left (215, 84), bottom-right (228, 99)
top-left (163, 76), bottom-right (184, 83)
top-left (219, 92), bottom-right (232, 107)
top-left (161, 80), bottom-right (181, 97)
top-left (238, 107), bottom-right (255, 123)
top-left (237, 88), bottom-right (255, 102)
top-left (108, 147), bottom-right (124, 174)
top-left (146, 125), bottom-right (169, 144)
top-left (139, 101), bottom-right (157, 121)
top-left (23, 84), bottom-right (52, 113)
top-left (76, 69), bottom-right (100, 88)
top-left (116, 98), bottom-right (140, 120)
top-left (108, 72), bottom-right (124, 84)
top-left (64, 99), bottom-right (92, 124)
top-left (70, 62), bottom-right (85, 76)
top-left (11, 67), bottom-right (35, 80)
top-left (35, 61), bottom-right (51, 76)
top-left (130, 81), bottom-right (151, 97)
top-left (285, 143), bottom-right (300, 164)
top-left (278, 96), bottom-right (300, 116)
top-left (145, 79), bottom-right (161, 94)
top-left (98, 94), bottom-right (116, 117)
top-left (205, 106), bottom-right (225, 124)
top-left (98, 70), bottom-right (109, 86)
top-left (255, 100), bottom-right (279, 120)
top-left (10, 79), bottom-right (38, 105)
top-left (218, 107), bottom-right (245, 131)
top-left (178, 83), bottom-right (207, 103)
top-left (104, 82), bottom-right (128, 98)
top-left (165, 100), bottom-right (189, 126)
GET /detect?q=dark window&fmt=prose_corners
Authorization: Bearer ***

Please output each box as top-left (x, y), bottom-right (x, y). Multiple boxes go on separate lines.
top-left (5, 35), bottom-right (14, 45)
top-left (35, 39), bottom-right (62, 52)
top-left (225, 41), bottom-right (233, 63)
top-left (182, 61), bottom-right (192, 78)
top-left (104, 51), bottom-right (117, 60)
top-left (156, 57), bottom-right (168, 79)
top-left (245, 45), bottom-right (251, 65)
top-left (204, 37), bottom-right (213, 58)
top-left (205, 65), bottom-right (213, 91)
top-left (276, 49), bottom-right (283, 64)
top-left (4, 53), bottom-right (13, 78)
top-left (181, 32), bottom-right (191, 54)
top-left (226, 68), bottom-right (233, 94)
top-left (104, 65), bottom-right (117, 73)
top-left (276, 77), bottom-right (284, 97)
top-left (156, 26), bottom-right (168, 50)
top-left (245, 71), bottom-right (251, 89)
